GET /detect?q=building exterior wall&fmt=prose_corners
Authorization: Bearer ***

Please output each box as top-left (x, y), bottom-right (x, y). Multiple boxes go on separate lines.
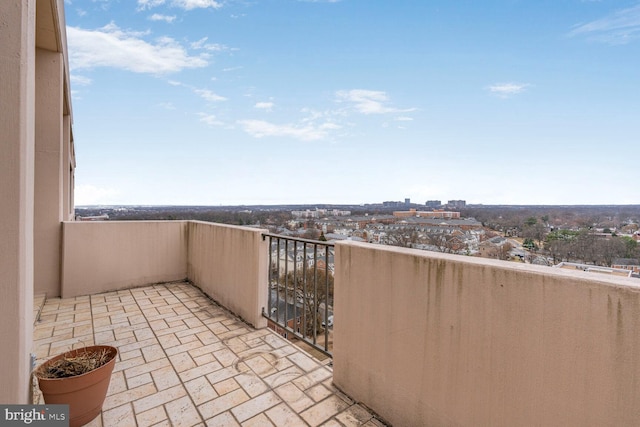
top-left (333, 241), bottom-right (640, 427)
top-left (613, 264), bottom-right (640, 274)
top-left (61, 221), bottom-right (189, 297)
top-left (34, 47), bottom-right (64, 298)
top-left (1, 0), bottom-right (75, 401)
top-left (393, 210), bottom-right (461, 219)
top-left (187, 221), bottom-right (268, 328)
top-left (0, 0), bottom-right (37, 405)
top-left (62, 115), bottom-right (75, 221)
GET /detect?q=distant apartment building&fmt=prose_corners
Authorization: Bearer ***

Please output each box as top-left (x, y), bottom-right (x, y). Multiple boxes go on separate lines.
top-left (393, 209), bottom-right (461, 219)
top-left (478, 236), bottom-right (512, 260)
top-left (447, 200), bottom-right (466, 209)
top-left (405, 217), bottom-right (482, 231)
top-left (425, 200), bottom-right (442, 209)
top-left (612, 258), bottom-right (640, 275)
top-left (382, 201), bottom-right (404, 208)
top-left (291, 208), bottom-right (351, 218)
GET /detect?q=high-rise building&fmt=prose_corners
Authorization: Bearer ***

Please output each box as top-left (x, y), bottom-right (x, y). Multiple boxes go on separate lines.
top-left (426, 200), bottom-right (442, 209)
top-left (447, 200), bottom-right (466, 209)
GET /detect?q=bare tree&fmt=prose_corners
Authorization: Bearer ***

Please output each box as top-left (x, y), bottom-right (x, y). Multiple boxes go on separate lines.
top-left (302, 227), bottom-right (320, 240)
top-left (425, 232), bottom-right (460, 253)
top-left (522, 222), bottom-right (547, 248)
top-left (595, 237), bottom-right (626, 267)
top-left (386, 228), bottom-right (419, 248)
top-left (283, 265), bottom-right (334, 337)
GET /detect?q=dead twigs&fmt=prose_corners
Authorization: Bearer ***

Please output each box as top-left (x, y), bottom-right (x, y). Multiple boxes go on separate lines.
top-left (37, 348), bottom-right (112, 379)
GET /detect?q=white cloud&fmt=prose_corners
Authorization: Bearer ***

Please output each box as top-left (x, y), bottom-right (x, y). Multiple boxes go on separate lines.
top-left (70, 74), bottom-right (92, 86)
top-left (172, 0), bottom-right (222, 10)
top-left (194, 88), bottom-right (227, 102)
top-left (222, 66), bottom-right (243, 72)
top-left (67, 23), bottom-right (208, 74)
top-left (137, 0), bottom-right (166, 10)
top-left (190, 37), bottom-right (230, 52)
top-left (167, 80), bottom-right (227, 102)
top-left (569, 4), bottom-right (640, 44)
top-left (75, 184), bottom-right (120, 205)
top-left (149, 13), bottom-right (176, 23)
top-left (254, 102), bottom-right (274, 111)
top-left (299, 107), bottom-right (345, 122)
top-left (157, 102), bottom-right (176, 109)
top-left (395, 116), bottom-right (413, 121)
top-left (238, 119), bottom-right (340, 141)
top-left (138, 0), bottom-right (221, 10)
top-left (335, 89), bottom-right (415, 114)
top-left (198, 113), bottom-right (224, 126)
top-left (487, 82), bottom-right (530, 98)
top-left (91, 0), bottom-right (112, 11)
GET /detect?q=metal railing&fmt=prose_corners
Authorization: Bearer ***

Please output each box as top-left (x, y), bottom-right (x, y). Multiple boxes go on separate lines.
top-left (262, 233), bottom-right (335, 356)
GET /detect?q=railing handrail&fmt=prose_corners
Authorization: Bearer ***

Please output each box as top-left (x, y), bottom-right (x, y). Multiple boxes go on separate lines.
top-left (262, 233), bottom-right (334, 357)
top-left (261, 232), bottom-right (335, 247)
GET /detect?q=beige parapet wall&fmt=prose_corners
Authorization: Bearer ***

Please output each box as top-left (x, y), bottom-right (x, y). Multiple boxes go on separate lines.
top-left (61, 221), bottom-right (189, 297)
top-left (60, 220), bottom-right (268, 328)
top-left (333, 241), bottom-right (640, 427)
top-left (187, 221), bottom-right (268, 328)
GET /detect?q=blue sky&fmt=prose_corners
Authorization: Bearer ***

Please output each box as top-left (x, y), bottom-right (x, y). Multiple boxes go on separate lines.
top-left (66, 0), bottom-right (640, 206)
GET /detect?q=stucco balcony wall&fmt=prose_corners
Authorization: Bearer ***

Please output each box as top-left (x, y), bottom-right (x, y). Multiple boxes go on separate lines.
top-left (61, 221), bottom-right (189, 297)
top-left (333, 240), bottom-right (640, 427)
top-left (186, 220), bottom-right (268, 328)
top-left (58, 221), bottom-right (640, 426)
top-left (60, 220), bottom-right (268, 328)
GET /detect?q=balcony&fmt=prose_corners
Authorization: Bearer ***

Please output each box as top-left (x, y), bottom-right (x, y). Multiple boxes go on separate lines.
top-left (6, 2), bottom-right (640, 425)
top-left (28, 220), bottom-right (640, 426)
top-left (33, 282), bottom-right (378, 426)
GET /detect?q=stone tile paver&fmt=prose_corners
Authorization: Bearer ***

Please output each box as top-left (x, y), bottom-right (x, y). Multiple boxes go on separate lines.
top-left (231, 390), bottom-right (281, 423)
top-left (136, 406), bottom-right (168, 427)
top-left (184, 376), bottom-right (217, 406)
top-left (335, 404), bottom-right (375, 426)
top-left (32, 282), bottom-right (384, 426)
top-left (213, 377), bottom-right (240, 396)
top-left (205, 411), bottom-right (240, 427)
top-left (274, 383), bottom-right (316, 413)
top-left (165, 395), bottom-right (202, 427)
top-left (300, 395), bottom-right (351, 426)
top-left (103, 383), bottom-right (157, 412)
top-left (242, 412), bottom-right (276, 427)
top-left (132, 384), bottom-right (187, 414)
top-left (266, 402), bottom-right (307, 426)
top-left (102, 403), bottom-right (136, 426)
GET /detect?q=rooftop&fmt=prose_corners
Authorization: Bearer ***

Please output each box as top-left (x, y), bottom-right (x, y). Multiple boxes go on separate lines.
top-left (33, 282), bottom-right (382, 427)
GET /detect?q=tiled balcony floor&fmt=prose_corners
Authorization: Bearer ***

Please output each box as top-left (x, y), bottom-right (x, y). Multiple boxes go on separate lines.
top-left (33, 282), bottom-right (383, 427)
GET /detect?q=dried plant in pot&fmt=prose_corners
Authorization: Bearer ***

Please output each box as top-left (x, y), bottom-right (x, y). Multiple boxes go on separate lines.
top-left (34, 345), bottom-right (118, 427)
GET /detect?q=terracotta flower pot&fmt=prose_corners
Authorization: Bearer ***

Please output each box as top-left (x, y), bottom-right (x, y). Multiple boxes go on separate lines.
top-left (35, 345), bottom-right (117, 427)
